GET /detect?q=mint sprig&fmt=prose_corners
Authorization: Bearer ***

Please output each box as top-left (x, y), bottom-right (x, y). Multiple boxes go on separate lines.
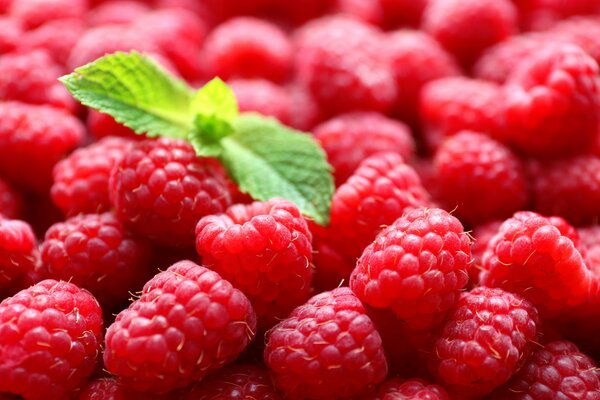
top-left (60, 51), bottom-right (334, 225)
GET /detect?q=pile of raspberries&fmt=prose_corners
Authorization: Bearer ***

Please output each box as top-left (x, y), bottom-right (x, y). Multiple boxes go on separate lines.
top-left (2, 0), bottom-right (600, 399)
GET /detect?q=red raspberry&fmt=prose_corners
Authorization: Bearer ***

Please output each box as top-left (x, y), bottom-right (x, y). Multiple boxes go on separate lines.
top-left (422, 0), bottom-right (518, 68)
top-left (314, 112), bottom-right (415, 186)
top-left (40, 212), bottom-right (153, 309)
top-left (264, 287), bottom-right (388, 399)
top-left (578, 225), bottom-right (600, 274)
top-left (87, 1), bottom-right (151, 27)
top-left (109, 138), bottom-right (233, 248)
top-left (529, 155), bottom-right (600, 225)
top-left (517, 0), bottom-right (600, 31)
top-left (229, 79), bottom-right (291, 125)
top-left (78, 377), bottom-right (174, 400)
top-left (364, 378), bottom-right (449, 400)
top-left (271, 0), bottom-right (338, 25)
top-left (0, 279), bottom-right (103, 400)
top-left (18, 20), bottom-right (86, 66)
top-left (202, 17), bottom-right (292, 83)
top-left (8, 0), bottom-right (88, 30)
top-left (0, 50), bottom-right (76, 112)
top-left (104, 260), bottom-right (257, 393)
top-left (481, 211), bottom-right (592, 316)
top-left (386, 30), bottom-right (460, 126)
top-left (87, 109), bottom-right (138, 141)
top-left (502, 44), bottom-right (600, 158)
top-left (131, 9), bottom-right (207, 82)
top-left (351, 207), bottom-right (472, 330)
top-left (182, 363), bottom-right (282, 400)
top-left (195, 199), bottom-right (313, 329)
top-left (0, 0), bottom-right (10, 13)
top-left (314, 152), bottom-right (430, 290)
top-left (547, 17), bottom-right (600, 67)
top-left (491, 341), bottom-right (600, 400)
top-left (294, 16), bottom-right (397, 116)
top-left (0, 178), bottom-right (22, 219)
top-left (419, 77), bottom-right (503, 151)
top-left (0, 17), bottom-right (22, 55)
top-left (377, 0), bottom-right (430, 27)
top-left (0, 102), bottom-right (85, 194)
top-left (433, 131), bottom-right (528, 226)
top-left (51, 137), bottom-right (133, 217)
top-left (337, 0), bottom-right (384, 27)
top-left (429, 287), bottom-right (539, 397)
top-left (470, 220), bottom-right (502, 285)
top-left (0, 216), bottom-right (37, 294)
top-left (287, 84), bottom-right (322, 131)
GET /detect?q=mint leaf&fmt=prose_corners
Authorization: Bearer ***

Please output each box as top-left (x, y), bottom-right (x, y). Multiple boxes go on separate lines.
top-left (60, 51), bottom-right (194, 139)
top-left (220, 114), bottom-right (334, 225)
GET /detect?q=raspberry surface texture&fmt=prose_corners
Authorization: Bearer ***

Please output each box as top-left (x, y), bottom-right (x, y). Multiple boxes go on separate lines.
top-left (8, 0), bottom-right (88, 30)
top-left (0, 216), bottom-right (37, 294)
top-left (364, 377), bottom-right (449, 400)
top-left (264, 287), bottom-right (387, 399)
top-left (229, 79), bottom-right (291, 125)
top-left (104, 260), bottom-right (257, 393)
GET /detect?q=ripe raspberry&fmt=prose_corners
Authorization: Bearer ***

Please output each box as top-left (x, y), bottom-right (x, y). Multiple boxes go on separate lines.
top-left (229, 79), bottom-right (291, 125)
top-left (272, 0), bottom-right (338, 25)
top-left (0, 17), bottom-right (22, 55)
top-left (0, 279), bottom-right (103, 400)
top-left (264, 287), bottom-right (387, 399)
top-left (109, 138), bottom-right (233, 248)
top-left (419, 77), bottom-right (503, 151)
top-left (0, 216), bottom-right (37, 294)
top-left (202, 17), bottom-right (291, 83)
top-left (131, 9), bottom-right (207, 82)
top-left (433, 131), bottom-right (528, 226)
top-left (87, 109), bottom-right (138, 141)
top-left (337, 0), bottom-right (384, 27)
top-left (422, 0), bottom-right (518, 68)
top-left (470, 220), bottom-right (502, 285)
top-left (8, 0), bottom-right (88, 30)
top-left (429, 287), bottom-right (539, 397)
top-left (0, 50), bottom-right (76, 112)
top-left (18, 20), bottom-right (85, 66)
top-left (104, 260), bottom-right (257, 393)
top-left (314, 152), bottom-right (430, 290)
top-left (351, 207), bottom-right (472, 330)
top-left (517, 0), bottom-right (600, 31)
top-left (314, 112), bottom-right (415, 186)
top-left (386, 30), bottom-right (460, 126)
top-left (529, 155), bottom-right (600, 225)
top-left (547, 17), bottom-right (600, 67)
top-left (364, 378), bottom-right (449, 400)
top-left (0, 178), bottom-right (22, 219)
top-left (491, 341), bottom-right (600, 400)
top-left (377, 0), bottom-right (430, 27)
top-left (0, 102), bottom-right (85, 194)
top-left (78, 377), bottom-right (173, 400)
top-left (88, 1), bottom-right (151, 27)
top-left (40, 212), bottom-right (153, 309)
top-left (481, 211), bottom-right (592, 316)
top-left (51, 137), bottom-right (133, 217)
top-left (182, 363), bottom-right (282, 400)
top-left (195, 199), bottom-right (313, 329)
top-left (287, 84), bottom-right (322, 131)
top-left (294, 16), bottom-right (397, 116)
top-left (502, 44), bottom-right (600, 158)
top-left (0, 0), bottom-right (10, 13)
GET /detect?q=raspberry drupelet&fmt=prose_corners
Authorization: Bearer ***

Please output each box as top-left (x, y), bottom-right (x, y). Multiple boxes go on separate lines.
top-left (0, 216), bottom-right (37, 295)
top-left (104, 260), bottom-right (257, 393)
top-left (364, 377), bottom-right (449, 400)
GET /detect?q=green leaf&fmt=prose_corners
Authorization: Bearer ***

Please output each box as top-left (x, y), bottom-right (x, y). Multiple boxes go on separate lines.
top-left (191, 77), bottom-right (238, 122)
top-left (60, 51), bottom-right (194, 139)
top-left (220, 114), bottom-right (334, 225)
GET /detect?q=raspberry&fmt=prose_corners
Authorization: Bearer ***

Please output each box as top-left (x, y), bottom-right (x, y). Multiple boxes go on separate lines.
top-left (421, 0), bottom-right (518, 68)
top-left (272, 0), bottom-right (338, 25)
top-left (0, 102), bottom-right (85, 194)
top-left (0, 50), bottom-right (76, 112)
top-left (87, 109), bottom-right (138, 141)
top-left (0, 279), bottom-right (103, 400)
top-left (547, 17), bottom-right (600, 67)
top-left (78, 377), bottom-right (173, 400)
top-left (529, 155), bottom-right (600, 225)
top-left (0, 0), bottom-right (10, 13)
top-left (131, 9), bottom-right (207, 82)
top-left (517, 0), bottom-right (600, 31)
top-left (386, 30), bottom-right (460, 126)
top-left (470, 220), bottom-right (502, 285)
top-left (429, 287), bottom-right (539, 397)
top-left (87, 1), bottom-right (151, 27)
top-left (264, 287), bottom-right (387, 399)
top-left (0, 17), bottom-right (22, 55)
top-left (294, 16), bottom-right (397, 116)
top-left (364, 378), bottom-right (449, 400)
top-left (201, 17), bottom-right (292, 83)
top-left (40, 212), bottom-right (153, 309)
top-left (481, 211), bottom-right (592, 316)
top-left (433, 131), bottom-right (528, 226)
top-left (104, 260), bottom-right (257, 393)
top-left (419, 77), bottom-right (503, 151)
top-left (229, 79), bottom-right (291, 125)
top-left (491, 341), bottom-right (600, 400)
top-left (337, 0), bottom-right (384, 27)
top-left (0, 178), bottom-right (22, 220)
top-left (502, 44), bottom-right (600, 158)
top-left (287, 84), bottom-right (322, 132)
top-left (109, 138), bottom-right (233, 248)
top-left (182, 363), bottom-right (282, 399)
top-left (0, 216), bottom-right (37, 294)
top-left (314, 112), bottom-right (415, 186)
top-left (18, 20), bottom-right (85, 66)
top-left (8, 0), bottom-right (88, 30)
top-left (195, 199), bottom-right (313, 330)
top-left (351, 207), bottom-right (472, 330)
top-left (377, 0), bottom-right (430, 27)
top-left (51, 137), bottom-right (133, 217)
top-left (314, 152), bottom-right (430, 290)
